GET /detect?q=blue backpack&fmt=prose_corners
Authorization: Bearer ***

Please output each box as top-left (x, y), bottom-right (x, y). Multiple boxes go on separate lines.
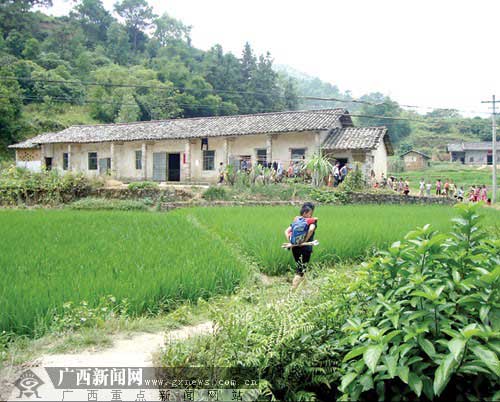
top-left (290, 217), bottom-right (309, 245)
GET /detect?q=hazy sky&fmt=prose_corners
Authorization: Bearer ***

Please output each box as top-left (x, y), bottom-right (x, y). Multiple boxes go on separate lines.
top-left (43, 0), bottom-right (500, 116)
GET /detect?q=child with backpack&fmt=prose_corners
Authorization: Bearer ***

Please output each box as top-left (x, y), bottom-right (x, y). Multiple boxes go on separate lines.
top-left (284, 202), bottom-right (318, 290)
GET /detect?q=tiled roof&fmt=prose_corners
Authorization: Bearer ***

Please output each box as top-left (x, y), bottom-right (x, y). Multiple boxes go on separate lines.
top-left (447, 142), bottom-right (500, 152)
top-left (400, 150), bottom-right (431, 159)
top-left (25, 109), bottom-right (351, 145)
top-left (322, 126), bottom-right (393, 155)
top-left (7, 133), bottom-right (57, 149)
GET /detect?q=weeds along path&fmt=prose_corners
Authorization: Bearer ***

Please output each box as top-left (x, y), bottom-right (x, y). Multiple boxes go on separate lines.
top-left (2, 322), bottom-right (213, 401)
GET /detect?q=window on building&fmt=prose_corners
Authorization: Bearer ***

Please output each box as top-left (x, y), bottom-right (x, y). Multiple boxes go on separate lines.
top-left (469, 157), bottom-right (474, 163)
top-left (88, 152), bottom-right (98, 170)
top-left (63, 153), bottom-right (69, 170)
top-left (135, 150), bottom-right (142, 170)
top-left (203, 150), bottom-right (215, 170)
top-left (291, 148), bottom-right (306, 161)
top-left (256, 149), bottom-right (267, 166)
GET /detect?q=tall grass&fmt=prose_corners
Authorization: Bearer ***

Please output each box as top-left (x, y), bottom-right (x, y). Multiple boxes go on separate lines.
top-left (0, 210), bottom-right (248, 335)
top-left (176, 205), bottom-right (500, 275)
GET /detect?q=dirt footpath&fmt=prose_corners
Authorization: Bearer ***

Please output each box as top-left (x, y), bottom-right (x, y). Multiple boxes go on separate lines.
top-left (0, 321), bottom-right (213, 401)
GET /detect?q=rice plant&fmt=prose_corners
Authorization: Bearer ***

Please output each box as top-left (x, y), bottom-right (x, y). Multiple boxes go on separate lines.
top-left (0, 210), bottom-right (248, 335)
top-left (176, 205), bottom-right (500, 275)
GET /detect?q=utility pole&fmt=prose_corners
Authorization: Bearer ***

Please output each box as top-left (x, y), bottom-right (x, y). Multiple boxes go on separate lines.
top-left (481, 95), bottom-right (497, 203)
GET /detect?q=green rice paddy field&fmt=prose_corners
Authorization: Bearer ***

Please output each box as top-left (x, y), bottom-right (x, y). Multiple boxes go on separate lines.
top-left (1, 205), bottom-right (499, 335)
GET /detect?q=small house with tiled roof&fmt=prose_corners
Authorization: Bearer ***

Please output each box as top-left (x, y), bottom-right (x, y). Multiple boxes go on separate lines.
top-left (400, 150), bottom-right (431, 170)
top-left (9, 109), bottom-right (393, 182)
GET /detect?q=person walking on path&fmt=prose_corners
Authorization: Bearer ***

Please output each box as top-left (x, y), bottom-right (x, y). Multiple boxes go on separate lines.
top-left (284, 203), bottom-right (318, 290)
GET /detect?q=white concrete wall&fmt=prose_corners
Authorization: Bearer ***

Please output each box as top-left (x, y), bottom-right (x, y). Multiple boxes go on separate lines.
top-left (465, 151), bottom-right (488, 165)
top-left (371, 140), bottom-right (388, 179)
top-left (190, 137), bottom-right (226, 181)
top-left (41, 126), bottom-right (373, 183)
top-left (51, 142), bottom-right (112, 178)
top-left (16, 160), bottom-right (41, 172)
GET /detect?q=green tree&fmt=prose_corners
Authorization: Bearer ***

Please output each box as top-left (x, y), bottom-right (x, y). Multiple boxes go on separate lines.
top-left (106, 22), bottom-right (131, 65)
top-left (32, 67), bottom-right (84, 104)
top-left (116, 93), bottom-right (140, 122)
top-left (153, 13), bottom-right (191, 47)
top-left (252, 52), bottom-right (282, 112)
top-left (0, 77), bottom-right (23, 155)
top-left (43, 22), bottom-right (86, 61)
top-left (0, 0), bottom-right (53, 34)
top-left (113, 0), bottom-right (156, 52)
top-left (5, 30), bottom-right (26, 57)
top-left (241, 42), bottom-right (256, 84)
top-left (70, 0), bottom-right (113, 47)
top-left (357, 95), bottom-right (411, 143)
top-left (203, 45), bottom-right (244, 109)
top-left (21, 38), bottom-right (40, 60)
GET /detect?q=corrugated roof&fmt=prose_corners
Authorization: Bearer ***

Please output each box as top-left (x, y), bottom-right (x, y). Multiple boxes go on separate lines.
top-left (322, 126), bottom-right (393, 155)
top-left (27, 109), bottom-right (350, 145)
top-left (447, 142), bottom-right (500, 152)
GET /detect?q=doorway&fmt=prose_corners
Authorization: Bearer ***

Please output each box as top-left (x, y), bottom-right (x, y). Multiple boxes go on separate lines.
top-left (168, 153), bottom-right (181, 181)
top-left (44, 157), bottom-right (52, 170)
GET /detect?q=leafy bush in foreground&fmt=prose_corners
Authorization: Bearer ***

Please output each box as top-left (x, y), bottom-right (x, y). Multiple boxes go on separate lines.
top-left (339, 203), bottom-right (499, 401)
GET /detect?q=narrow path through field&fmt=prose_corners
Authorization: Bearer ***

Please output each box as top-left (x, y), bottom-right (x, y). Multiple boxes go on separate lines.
top-left (2, 321), bottom-right (213, 401)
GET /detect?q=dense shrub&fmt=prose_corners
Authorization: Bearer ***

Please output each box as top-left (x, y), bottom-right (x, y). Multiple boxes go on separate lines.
top-left (68, 197), bottom-right (151, 211)
top-left (309, 188), bottom-right (350, 204)
top-left (0, 166), bottom-right (93, 205)
top-left (339, 203), bottom-right (499, 401)
top-left (339, 163), bottom-right (365, 192)
top-left (127, 181), bottom-right (159, 191)
top-left (160, 265), bottom-right (372, 401)
top-left (202, 186), bottom-right (228, 201)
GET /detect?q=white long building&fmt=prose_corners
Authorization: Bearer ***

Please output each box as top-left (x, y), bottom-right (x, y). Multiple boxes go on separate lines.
top-left (9, 109), bottom-right (393, 182)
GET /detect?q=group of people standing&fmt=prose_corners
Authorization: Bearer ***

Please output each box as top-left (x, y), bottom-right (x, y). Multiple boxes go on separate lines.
top-left (374, 174), bottom-right (491, 204)
top-left (328, 162), bottom-right (349, 187)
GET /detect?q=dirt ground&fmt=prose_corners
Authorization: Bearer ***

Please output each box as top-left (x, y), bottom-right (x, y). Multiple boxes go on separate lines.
top-left (0, 321), bottom-right (213, 401)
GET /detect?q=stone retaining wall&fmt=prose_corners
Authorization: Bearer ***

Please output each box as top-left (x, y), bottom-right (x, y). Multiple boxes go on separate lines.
top-left (90, 187), bottom-right (193, 201)
top-left (348, 192), bottom-right (457, 205)
top-left (159, 193), bottom-right (456, 211)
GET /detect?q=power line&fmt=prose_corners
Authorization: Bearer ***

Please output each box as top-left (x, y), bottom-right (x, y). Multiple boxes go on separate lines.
top-left (302, 96), bottom-right (491, 116)
top-left (0, 76), bottom-right (287, 98)
top-left (0, 94), bottom-right (272, 113)
top-left (0, 75), bottom-right (492, 116)
top-left (0, 93), bottom-right (446, 126)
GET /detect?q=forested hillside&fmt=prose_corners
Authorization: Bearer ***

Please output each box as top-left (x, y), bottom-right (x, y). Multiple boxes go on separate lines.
top-left (0, 0), bottom-right (493, 160)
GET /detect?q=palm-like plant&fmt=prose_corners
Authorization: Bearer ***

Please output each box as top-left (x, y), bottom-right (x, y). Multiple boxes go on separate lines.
top-left (303, 153), bottom-right (333, 187)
